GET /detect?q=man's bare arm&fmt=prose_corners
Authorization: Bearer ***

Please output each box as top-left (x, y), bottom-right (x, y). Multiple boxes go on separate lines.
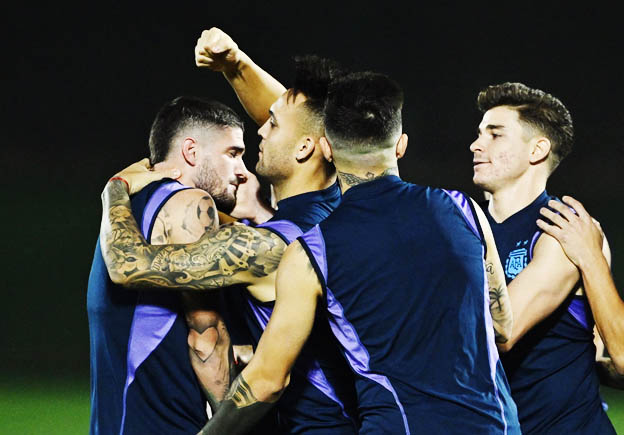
top-left (497, 228), bottom-right (580, 352)
top-left (195, 27), bottom-right (286, 126)
top-left (100, 180), bottom-right (285, 291)
top-left (538, 196), bottom-right (624, 374)
top-left (198, 241), bottom-right (322, 434)
top-left (149, 188), bottom-right (237, 409)
top-left (471, 199), bottom-right (513, 343)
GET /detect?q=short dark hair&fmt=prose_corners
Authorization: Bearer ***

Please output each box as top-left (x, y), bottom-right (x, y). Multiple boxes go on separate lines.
top-left (287, 55), bottom-right (346, 133)
top-left (148, 96), bottom-right (245, 164)
top-left (477, 82), bottom-right (573, 171)
top-left (324, 71), bottom-right (403, 152)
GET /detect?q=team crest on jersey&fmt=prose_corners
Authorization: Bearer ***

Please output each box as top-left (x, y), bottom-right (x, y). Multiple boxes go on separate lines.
top-left (505, 240), bottom-right (529, 279)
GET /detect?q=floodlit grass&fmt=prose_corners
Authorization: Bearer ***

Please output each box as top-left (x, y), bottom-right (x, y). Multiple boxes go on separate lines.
top-left (0, 378), bottom-right (622, 434)
top-left (603, 385), bottom-right (624, 433)
top-left (0, 378), bottom-right (89, 435)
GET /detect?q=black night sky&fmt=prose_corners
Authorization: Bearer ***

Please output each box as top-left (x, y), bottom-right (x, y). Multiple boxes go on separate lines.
top-left (3, 2), bottom-right (623, 381)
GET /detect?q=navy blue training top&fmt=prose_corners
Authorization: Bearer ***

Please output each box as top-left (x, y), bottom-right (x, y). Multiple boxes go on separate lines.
top-left (239, 182), bottom-right (359, 434)
top-left (299, 176), bottom-right (521, 435)
top-left (87, 179), bottom-right (208, 435)
top-left (486, 191), bottom-right (615, 434)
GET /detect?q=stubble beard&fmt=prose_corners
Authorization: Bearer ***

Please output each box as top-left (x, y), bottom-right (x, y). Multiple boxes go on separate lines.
top-left (194, 160), bottom-right (237, 215)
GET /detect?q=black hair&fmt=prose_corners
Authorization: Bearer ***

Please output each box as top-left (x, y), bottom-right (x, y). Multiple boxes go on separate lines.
top-left (287, 55), bottom-right (347, 131)
top-left (324, 71), bottom-right (403, 151)
top-left (148, 96), bottom-right (244, 164)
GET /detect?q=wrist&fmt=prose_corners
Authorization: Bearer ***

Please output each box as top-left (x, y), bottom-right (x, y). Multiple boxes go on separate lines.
top-left (223, 50), bottom-right (250, 79)
top-left (578, 251), bottom-right (610, 275)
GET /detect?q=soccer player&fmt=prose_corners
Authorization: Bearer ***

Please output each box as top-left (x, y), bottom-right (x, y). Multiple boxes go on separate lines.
top-left (99, 43), bottom-right (360, 433)
top-left (190, 71), bottom-right (520, 434)
top-left (537, 196), bottom-right (624, 385)
top-left (87, 96), bottom-right (251, 434)
top-left (470, 82), bottom-right (616, 433)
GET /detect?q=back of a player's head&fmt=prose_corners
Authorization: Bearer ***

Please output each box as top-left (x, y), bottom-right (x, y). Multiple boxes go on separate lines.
top-left (477, 82), bottom-right (573, 173)
top-left (324, 71), bottom-right (403, 154)
top-left (149, 96), bottom-right (245, 164)
top-left (287, 54), bottom-right (346, 136)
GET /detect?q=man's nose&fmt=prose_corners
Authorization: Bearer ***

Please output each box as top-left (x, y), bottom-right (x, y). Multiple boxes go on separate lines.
top-left (257, 120), bottom-right (268, 138)
top-left (235, 161), bottom-right (248, 183)
top-left (469, 138), bottom-right (483, 153)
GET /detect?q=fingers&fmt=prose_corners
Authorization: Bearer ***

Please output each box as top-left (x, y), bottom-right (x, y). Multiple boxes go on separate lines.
top-left (561, 195), bottom-right (590, 219)
top-left (539, 206), bottom-right (570, 229)
top-left (544, 200), bottom-right (577, 222)
top-left (195, 27), bottom-right (236, 67)
top-left (536, 218), bottom-right (560, 238)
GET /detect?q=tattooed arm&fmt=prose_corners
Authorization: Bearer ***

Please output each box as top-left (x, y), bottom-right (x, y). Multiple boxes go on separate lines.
top-left (100, 179), bottom-right (286, 292)
top-left (198, 241), bottom-right (321, 434)
top-left (148, 187), bottom-right (241, 411)
top-left (471, 199), bottom-right (513, 343)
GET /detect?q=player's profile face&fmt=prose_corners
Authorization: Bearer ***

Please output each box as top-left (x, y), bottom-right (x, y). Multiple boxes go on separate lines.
top-left (470, 106), bottom-right (533, 193)
top-left (256, 91), bottom-right (306, 181)
top-left (194, 126), bottom-right (247, 213)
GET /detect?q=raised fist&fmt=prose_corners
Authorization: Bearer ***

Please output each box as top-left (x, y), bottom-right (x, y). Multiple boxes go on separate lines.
top-left (195, 27), bottom-right (242, 73)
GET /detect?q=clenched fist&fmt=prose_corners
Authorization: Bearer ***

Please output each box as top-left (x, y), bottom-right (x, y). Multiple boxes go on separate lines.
top-left (195, 27), bottom-right (243, 74)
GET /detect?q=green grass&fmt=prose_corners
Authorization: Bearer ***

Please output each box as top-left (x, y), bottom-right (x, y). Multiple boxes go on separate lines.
top-left (602, 385), bottom-right (624, 433)
top-left (0, 379), bottom-right (622, 434)
top-left (0, 378), bottom-right (90, 435)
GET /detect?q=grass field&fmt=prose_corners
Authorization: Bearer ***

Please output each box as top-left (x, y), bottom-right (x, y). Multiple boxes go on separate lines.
top-left (1, 378), bottom-right (623, 434)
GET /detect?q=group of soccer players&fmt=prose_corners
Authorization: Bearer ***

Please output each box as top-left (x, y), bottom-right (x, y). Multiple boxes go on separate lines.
top-left (88, 27), bottom-right (622, 434)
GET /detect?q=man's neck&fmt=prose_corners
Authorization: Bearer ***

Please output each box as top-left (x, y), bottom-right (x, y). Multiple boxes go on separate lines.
top-left (335, 166), bottom-right (399, 194)
top-left (153, 161), bottom-right (195, 187)
top-left (487, 177), bottom-right (547, 223)
top-left (272, 172), bottom-right (337, 203)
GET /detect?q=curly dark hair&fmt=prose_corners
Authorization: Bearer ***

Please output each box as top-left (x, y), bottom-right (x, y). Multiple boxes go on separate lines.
top-left (477, 82), bottom-right (573, 172)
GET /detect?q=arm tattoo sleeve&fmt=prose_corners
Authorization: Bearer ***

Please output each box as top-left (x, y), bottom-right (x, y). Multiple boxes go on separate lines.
top-left (100, 181), bottom-right (286, 290)
top-left (486, 261), bottom-right (512, 343)
top-left (198, 374), bottom-right (279, 435)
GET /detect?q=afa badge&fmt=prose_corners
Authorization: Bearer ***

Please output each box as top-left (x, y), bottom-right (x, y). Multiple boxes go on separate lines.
top-left (505, 248), bottom-right (528, 279)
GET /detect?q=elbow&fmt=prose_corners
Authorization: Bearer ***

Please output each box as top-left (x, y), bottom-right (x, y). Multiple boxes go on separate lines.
top-left (108, 272), bottom-right (127, 286)
top-left (106, 268), bottom-right (131, 287)
top-left (496, 341), bottom-right (512, 353)
top-left (611, 353), bottom-right (624, 376)
top-left (496, 334), bottom-right (518, 353)
top-left (252, 372), bottom-right (289, 403)
top-left (494, 321), bottom-right (514, 353)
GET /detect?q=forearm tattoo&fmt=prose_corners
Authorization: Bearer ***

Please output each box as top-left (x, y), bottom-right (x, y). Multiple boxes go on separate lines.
top-left (198, 374), bottom-right (279, 435)
top-left (486, 262), bottom-right (512, 343)
top-left (337, 167), bottom-right (398, 187)
top-left (100, 181), bottom-right (285, 290)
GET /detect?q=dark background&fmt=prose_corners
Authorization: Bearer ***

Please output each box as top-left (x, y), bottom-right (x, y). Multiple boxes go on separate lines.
top-left (3, 3), bottom-right (623, 383)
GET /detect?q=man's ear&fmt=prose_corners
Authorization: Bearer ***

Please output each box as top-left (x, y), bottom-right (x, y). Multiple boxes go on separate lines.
top-left (181, 137), bottom-right (199, 166)
top-left (295, 137), bottom-right (316, 162)
top-left (530, 137), bottom-right (551, 164)
top-left (396, 133), bottom-right (408, 159)
top-left (319, 136), bottom-right (334, 163)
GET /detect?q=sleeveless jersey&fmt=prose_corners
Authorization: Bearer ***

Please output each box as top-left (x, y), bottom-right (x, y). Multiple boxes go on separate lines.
top-left (298, 176), bottom-right (520, 435)
top-left (237, 183), bottom-right (359, 434)
top-left (486, 190), bottom-right (615, 434)
top-left (87, 179), bottom-right (208, 434)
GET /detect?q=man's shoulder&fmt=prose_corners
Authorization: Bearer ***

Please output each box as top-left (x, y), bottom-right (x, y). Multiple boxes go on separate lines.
top-left (154, 187), bottom-right (217, 244)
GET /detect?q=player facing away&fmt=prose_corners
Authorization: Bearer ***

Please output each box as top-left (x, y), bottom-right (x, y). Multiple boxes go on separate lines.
top-left (195, 71), bottom-right (521, 435)
top-left (87, 97), bottom-right (250, 434)
top-left (99, 51), bottom-right (360, 433)
top-left (470, 82), bottom-right (616, 434)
